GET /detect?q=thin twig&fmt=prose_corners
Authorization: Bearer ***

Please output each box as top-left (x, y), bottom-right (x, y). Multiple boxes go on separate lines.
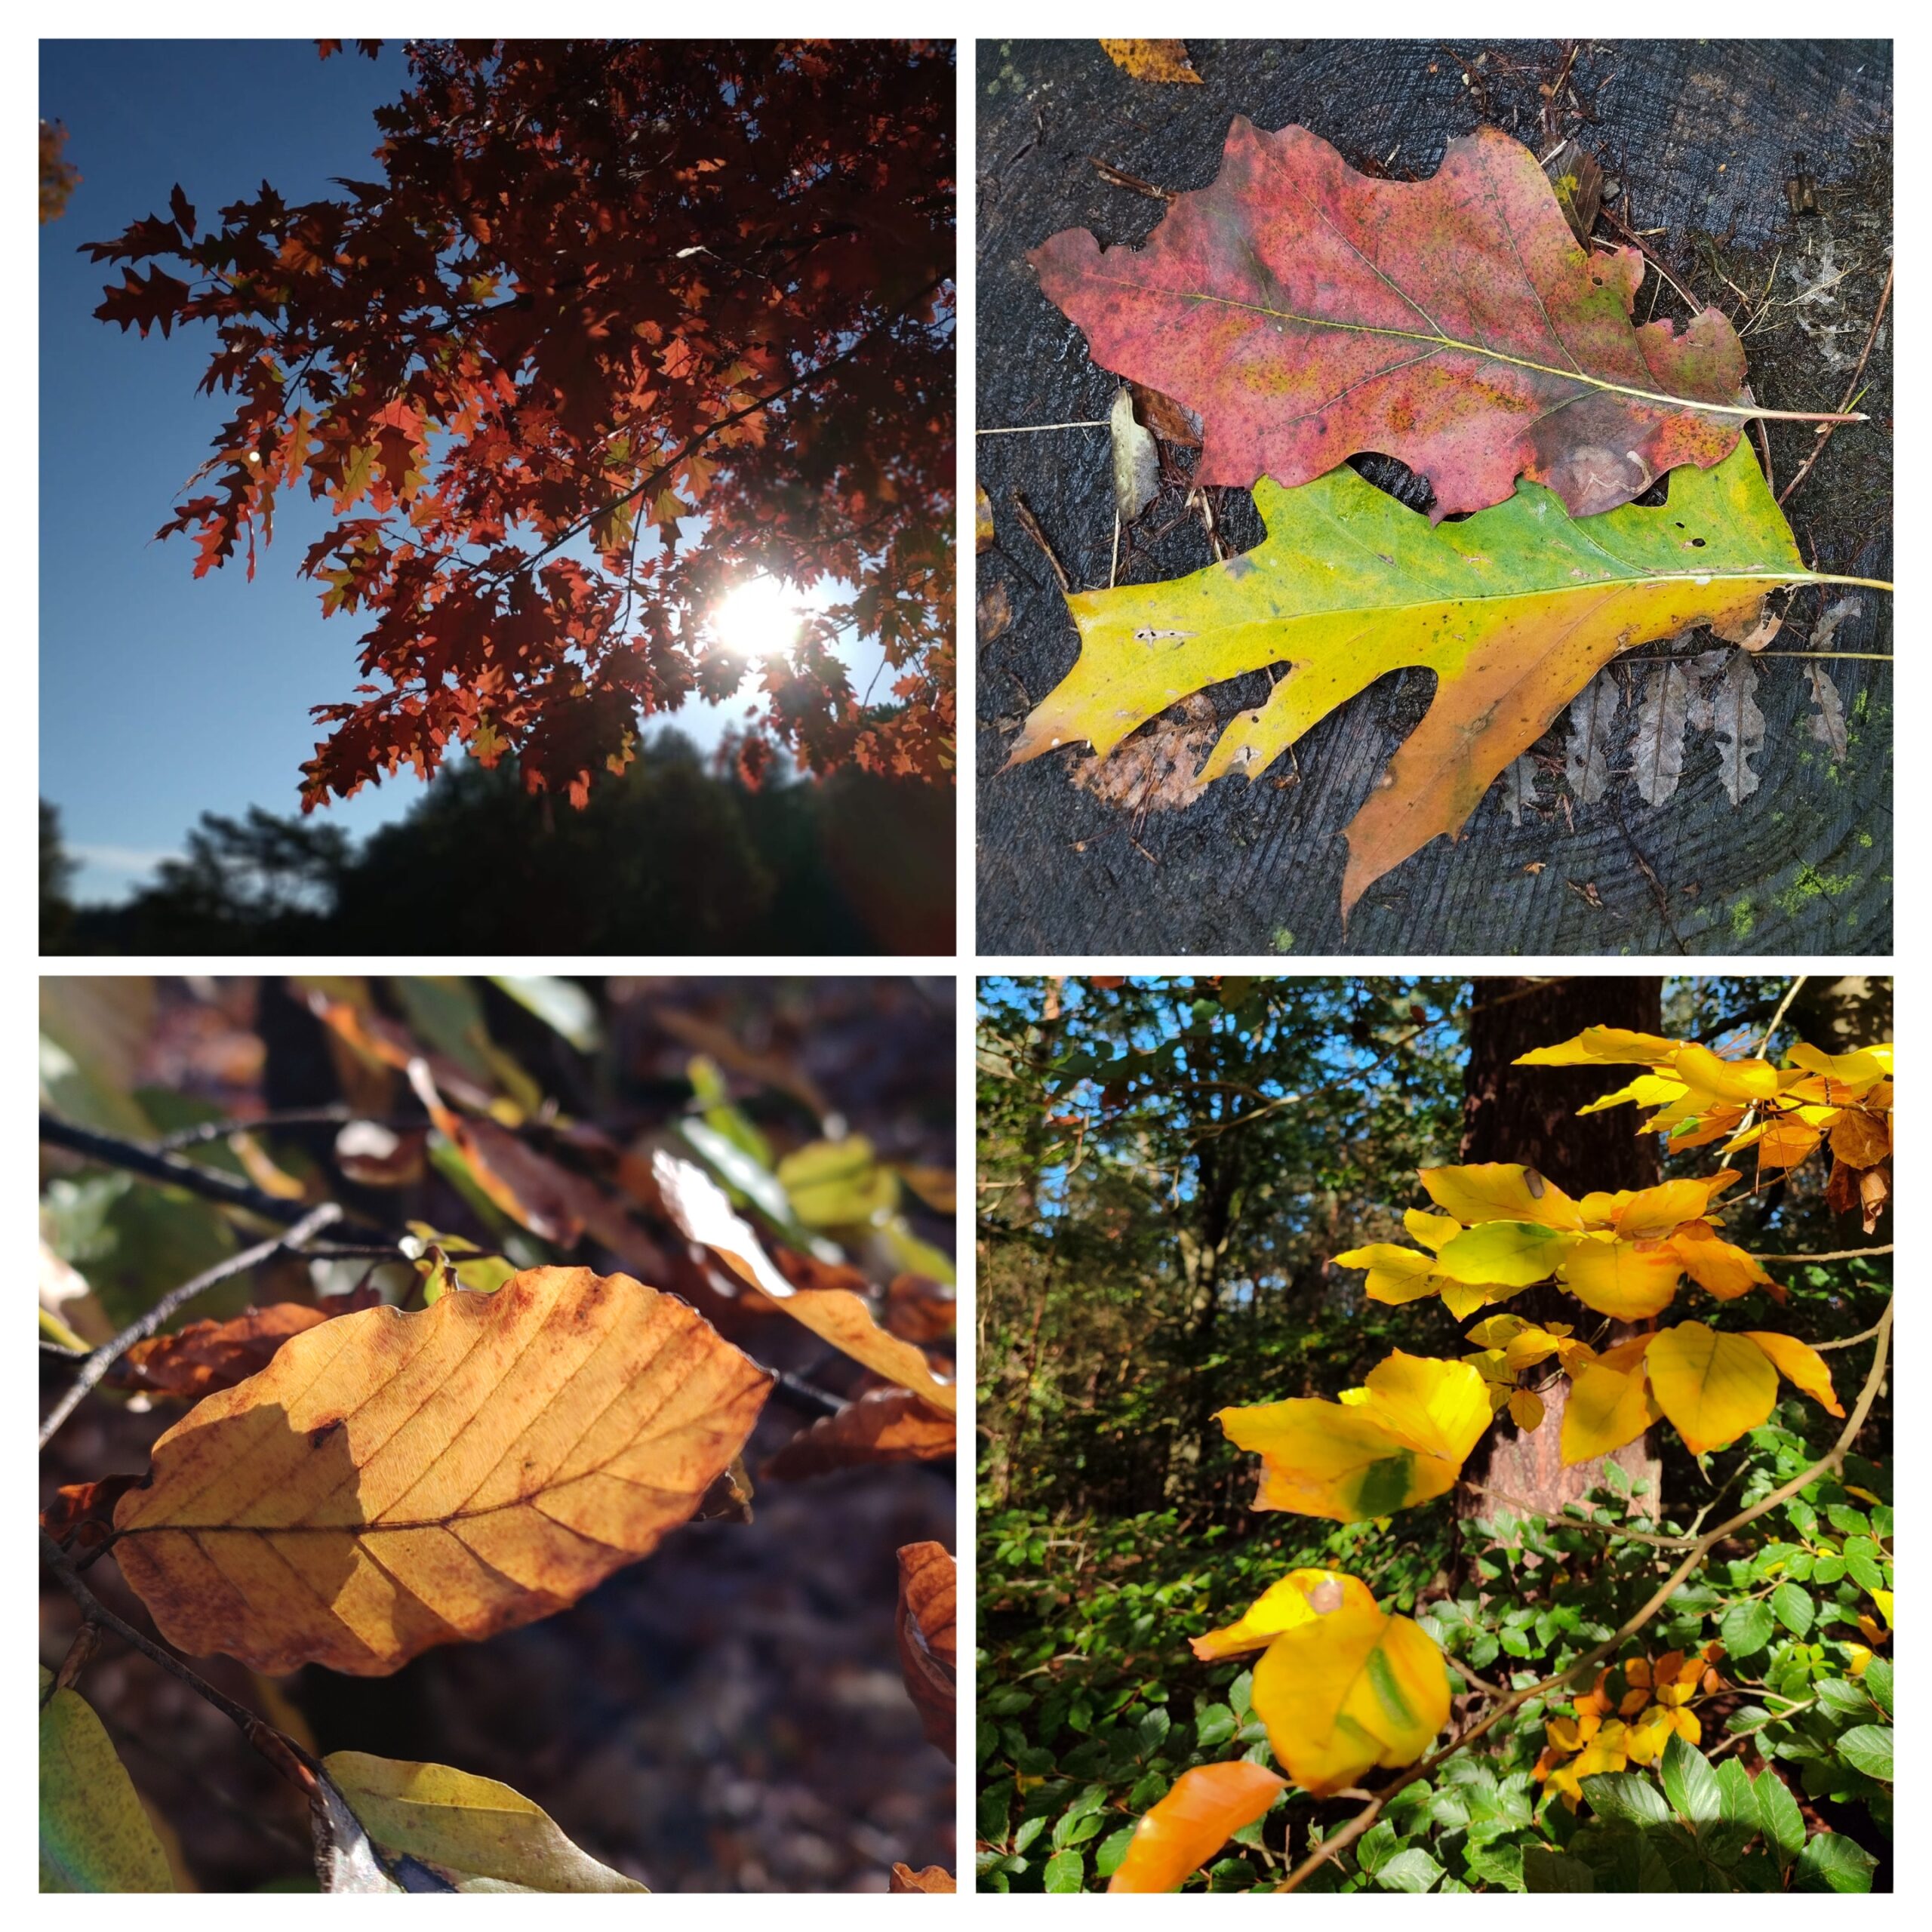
top-left (1275, 1298), bottom-right (1892, 1893)
top-left (1755, 975), bottom-right (1807, 1059)
top-left (1466, 1485), bottom-right (1697, 1551)
top-left (40, 1202), bottom-right (345, 1450)
top-left (40, 1528), bottom-right (320, 1795)
top-left (40, 1113), bottom-right (383, 1235)
top-left (1812, 1314), bottom-right (1893, 1351)
top-left (1088, 156), bottom-right (1174, 202)
top-left (1752, 1244), bottom-right (1891, 1266)
top-left (975, 420), bottom-right (1109, 435)
top-left (1011, 493), bottom-right (1071, 592)
top-left (1779, 258), bottom-right (1892, 506)
top-left (155, 1105), bottom-right (358, 1150)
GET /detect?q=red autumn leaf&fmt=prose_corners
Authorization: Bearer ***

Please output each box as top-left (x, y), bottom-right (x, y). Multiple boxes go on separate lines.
top-left (86, 42), bottom-right (956, 808)
top-left (762, 1389), bottom-right (955, 1481)
top-left (112, 1297), bottom-right (378, 1400)
top-left (1032, 119), bottom-right (1753, 518)
top-left (894, 1541), bottom-right (956, 1759)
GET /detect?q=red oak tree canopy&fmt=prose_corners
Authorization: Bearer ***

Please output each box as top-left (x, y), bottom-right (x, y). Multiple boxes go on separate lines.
top-left (88, 39), bottom-right (955, 808)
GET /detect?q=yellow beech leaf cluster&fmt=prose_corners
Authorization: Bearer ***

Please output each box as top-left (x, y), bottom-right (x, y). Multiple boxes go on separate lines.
top-left (1533, 1644), bottom-right (1727, 1807)
top-left (1518, 1027), bottom-right (1894, 1225)
top-left (1334, 1161), bottom-right (1773, 1325)
top-left (1218, 1353), bottom-right (1492, 1521)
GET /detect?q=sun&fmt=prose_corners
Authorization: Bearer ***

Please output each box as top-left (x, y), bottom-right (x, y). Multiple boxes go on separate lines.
top-left (714, 575), bottom-right (804, 659)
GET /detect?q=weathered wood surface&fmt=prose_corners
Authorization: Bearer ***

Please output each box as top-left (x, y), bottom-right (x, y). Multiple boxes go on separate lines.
top-left (976, 39), bottom-right (1892, 955)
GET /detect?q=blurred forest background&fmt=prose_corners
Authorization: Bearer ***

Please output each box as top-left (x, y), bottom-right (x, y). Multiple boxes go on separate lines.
top-left (41, 738), bottom-right (953, 956)
top-left (41, 975), bottom-right (955, 1891)
top-left (976, 974), bottom-right (1892, 1892)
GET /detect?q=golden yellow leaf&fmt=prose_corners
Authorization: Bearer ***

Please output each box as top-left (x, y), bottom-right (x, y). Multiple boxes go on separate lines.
top-left (1667, 1220), bottom-right (1774, 1300)
top-left (1333, 1242), bottom-right (1441, 1305)
top-left (653, 1152), bottom-right (956, 1416)
top-left (1644, 1321), bottom-right (1779, 1455)
top-left (1561, 1356), bottom-right (1661, 1464)
top-left (1558, 1235), bottom-right (1683, 1318)
top-left (1419, 1162), bottom-right (1586, 1230)
top-left (1508, 1388), bottom-right (1546, 1433)
top-left (1755, 1114), bottom-right (1823, 1169)
top-left (1743, 1330), bottom-right (1844, 1417)
top-left (1251, 1583), bottom-right (1451, 1794)
top-left (112, 1267), bottom-right (771, 1675)
top-left (1098, 38), bottom-right (1203, 85)
top-left (1107, 1761), bottom-right (1285, 1894)
top-left (1786, 1043), bottom-right (1891, 1096)
top-left (1671, 1041), bottom-right (1780, 1105)
top-left (1218, 1352), bottom-right (1491, 1522)
top-left (1403, 1208), bottom-right (1462, 1251)
top-left (1828, 1108), bottom-right (1891, 1168)
top-left (1589, 1171), bottom-right (1738, 1237)
top-left (1515, 1026), bottom-right (1683, 1069)
top-left (1190, 1569), bottom-right (1377, 1661)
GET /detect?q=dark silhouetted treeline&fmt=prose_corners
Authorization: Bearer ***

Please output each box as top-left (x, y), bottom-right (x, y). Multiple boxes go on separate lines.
top-left (42, 733), bottom-right (952, 956)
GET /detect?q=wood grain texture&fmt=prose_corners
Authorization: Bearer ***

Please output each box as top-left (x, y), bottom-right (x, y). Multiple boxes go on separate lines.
top-left (977, 38), bottom-right (1891, 955)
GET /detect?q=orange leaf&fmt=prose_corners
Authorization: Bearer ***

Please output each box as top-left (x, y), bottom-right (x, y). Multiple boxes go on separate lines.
top-left (895, 1541), bottom-right (955, 1758)
top-left (761, 1389), bottom-right (954, 1480)
top-left (112, 1299), bottom-right (372, 1399)
top-left (654, 1152), bottom-right (956, 1416)
top-left (112, 1268), bottom-right (771, 1675)
top-left (1107, 1762), bottom-right (1286, 1893)
top-left (889, 1865), bottom-right (955, 1893)
top-left (1098, 39), bottom-right (1202, 85)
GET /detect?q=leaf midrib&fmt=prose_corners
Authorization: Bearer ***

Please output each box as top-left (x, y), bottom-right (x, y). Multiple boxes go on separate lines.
top-left (1091, 275), bottom-right (1752, 421)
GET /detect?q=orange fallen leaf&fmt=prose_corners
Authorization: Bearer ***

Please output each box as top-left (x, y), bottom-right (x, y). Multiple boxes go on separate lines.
top-left (112, 1267), bottom-right (771, 1675)
top-left (1100, 38), bottom-right (1201, 85)
top-left (974, 484), bottom-right (994, 553)
top-left (762, 1389), bottom-right (955, 1480)
top-left (1108, 1761), bottom-right (1286, 1892)
top-left (654, 1152), bottom-right (957, 1416)
top-left (889, 1864), bottom-right (955, 1893)
top-left (895, 1541), bottom-right (955, 1758)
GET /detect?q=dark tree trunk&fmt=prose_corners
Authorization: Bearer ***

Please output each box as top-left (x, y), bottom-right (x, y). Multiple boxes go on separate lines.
top-left (1457, 976), bottom-right (1664, 1533)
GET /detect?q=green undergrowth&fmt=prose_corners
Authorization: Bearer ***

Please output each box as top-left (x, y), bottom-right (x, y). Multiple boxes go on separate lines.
top-left (977, 1401), bottom-right (1891, 1895)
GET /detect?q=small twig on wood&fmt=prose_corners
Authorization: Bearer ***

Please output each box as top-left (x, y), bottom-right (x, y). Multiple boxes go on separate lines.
top-left (1011, 492), bottom-right (1072, 592)
top-left (1088, 156), bottom-right (1174, 202)
top-left (975, 419), bottom-right (1109, 436)
top-left (1779, 258), bottom-right (1892, 506)
top-left (39, 1201), bottom-right (346, 1450)
top-left (1275, 1297), bottom-right (1891, 1894)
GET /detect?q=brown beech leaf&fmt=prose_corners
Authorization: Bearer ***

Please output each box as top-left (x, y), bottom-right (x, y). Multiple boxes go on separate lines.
top-left (1032, 120), bottom-right (1752, 518)
top-left (1100, 39), bottom-right (1202, 85)
top-left (111, 1267), bottom-right (771, 1675)
top-left (885, 1272), bottom-right (957, 1343)
top-left (42, 1475), bottom-right (143, 1550)
top-left (894, 1541), bottom-right (956, 1758)
top-left (762, 1389), bottom-right (955, 1480)
top-left (1131, 383), bottom-right (1203, 448)
top-left (112, 1297), bottom-right (376, 1400)
top-left (889, 1864), bottom-right (955, 1893)
top-left (654, 1152), bottom-right (958, 1417)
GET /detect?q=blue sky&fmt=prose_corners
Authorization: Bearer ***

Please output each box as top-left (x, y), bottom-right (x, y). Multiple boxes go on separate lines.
top-left (41, 40), bottom-right (884, 903)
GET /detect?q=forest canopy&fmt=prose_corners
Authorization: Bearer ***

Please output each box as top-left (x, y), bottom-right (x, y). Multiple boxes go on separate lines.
top-left (976, 975), bottom-right (1891, 1896)
top-left (85, 40), bottom-right (955, 808)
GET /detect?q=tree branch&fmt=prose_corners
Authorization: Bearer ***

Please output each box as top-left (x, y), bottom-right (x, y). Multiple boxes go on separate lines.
top-left (40, 1201), bottom-right (345, 1450)
top-left (39, 1527), bottom-right (320, 1796)
top-left (1276, 1296), bottom-right (1893, 1893)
